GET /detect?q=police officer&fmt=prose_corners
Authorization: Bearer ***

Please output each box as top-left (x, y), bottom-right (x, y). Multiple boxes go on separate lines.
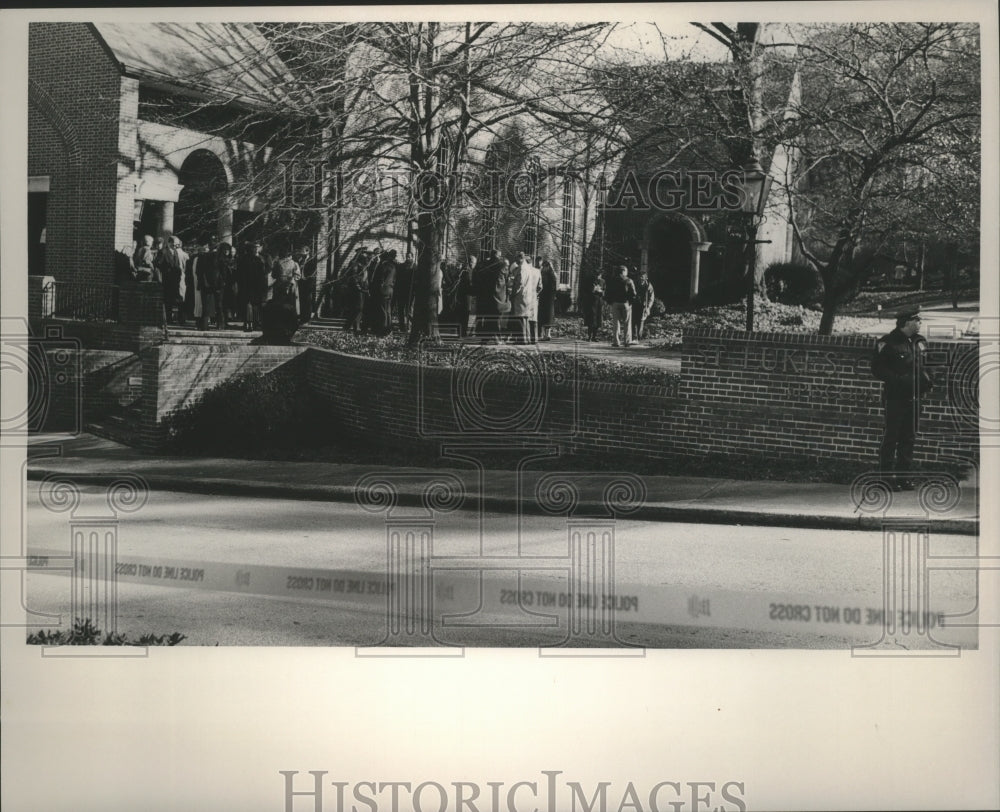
top-left (871, 309), bottom-right (934, 490)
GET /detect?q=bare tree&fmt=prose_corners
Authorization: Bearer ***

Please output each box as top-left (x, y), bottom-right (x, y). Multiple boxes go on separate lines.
top-left (249, 22), bottom-right (628, 281)
top-left (773, 22), bottom-right (980, 333)
top-left (130, 21), bottom-right (635, 280)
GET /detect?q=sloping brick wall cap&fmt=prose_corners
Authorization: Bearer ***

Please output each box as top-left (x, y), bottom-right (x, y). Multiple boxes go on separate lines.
top-left (683, 326), bottom-right (976, 351)
top-left (303, 345), bottom-right (682, 398)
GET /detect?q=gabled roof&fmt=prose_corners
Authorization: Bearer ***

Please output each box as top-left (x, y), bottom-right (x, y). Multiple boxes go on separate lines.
top-left (92, 22), bottom-right (298, 110)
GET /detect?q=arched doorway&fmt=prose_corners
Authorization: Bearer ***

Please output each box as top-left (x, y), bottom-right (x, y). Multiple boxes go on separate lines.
top-left (642, 214), bottom-right (706, 303)
top-left (175, 149), bottom-right (228, 246)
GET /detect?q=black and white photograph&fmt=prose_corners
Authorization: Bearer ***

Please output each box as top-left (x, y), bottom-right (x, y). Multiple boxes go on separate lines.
top-left (2, 3), bottom-right (997, 810)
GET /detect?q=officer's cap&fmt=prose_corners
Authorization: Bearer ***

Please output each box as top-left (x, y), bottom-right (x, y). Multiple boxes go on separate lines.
top-left (895, 308), bottom-right (921, 326)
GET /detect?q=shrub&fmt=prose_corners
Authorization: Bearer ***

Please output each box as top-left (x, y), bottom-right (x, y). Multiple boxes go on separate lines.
top-left (764, 262), bottom-right (824, 306)
top-left (164, 366), bottom-right (332, 454)
top-left (27, 618), bottom-right (186, 646)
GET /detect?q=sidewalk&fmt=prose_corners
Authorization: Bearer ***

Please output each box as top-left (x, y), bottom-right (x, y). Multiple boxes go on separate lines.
top-left (24, 433), bottom-right (978, 534)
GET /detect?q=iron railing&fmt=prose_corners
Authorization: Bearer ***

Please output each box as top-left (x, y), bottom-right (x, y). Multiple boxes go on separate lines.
top-left (51, 281), bottom-right (119, 322)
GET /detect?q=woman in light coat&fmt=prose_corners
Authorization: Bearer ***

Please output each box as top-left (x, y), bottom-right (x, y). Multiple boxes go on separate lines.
top-left (509, 252), bottom-right (542, 344)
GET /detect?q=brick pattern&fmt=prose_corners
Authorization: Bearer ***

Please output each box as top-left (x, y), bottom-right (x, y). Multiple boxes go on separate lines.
top-left (139, 343), bottom-right (307, 449)
top-left (301, 330), bottom-right (978, 467)
top-left (117, 328), bottom-right (977, 468)
top-left (675, 330), bottom-right (978, 465)
top-left (36, 321), bottom-right (164, 354)
top-left (118, 282), bottom-right (165, 326)
top-left (29, 23), bottom-right (135, 287)
top-left (32, 348), bottom-right (142, 433)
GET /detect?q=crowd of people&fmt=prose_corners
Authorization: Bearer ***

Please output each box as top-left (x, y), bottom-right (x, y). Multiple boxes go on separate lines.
top-left (116, 234), bottom-right (319, 342)
top-left (115, 234), bottom-right (658, 347)
top-left (317, 247), bottom-right (657, 348)
top-left (317, 246), bottom-right (563, 347)
top-left (579, 264), bottom-right (656, 347)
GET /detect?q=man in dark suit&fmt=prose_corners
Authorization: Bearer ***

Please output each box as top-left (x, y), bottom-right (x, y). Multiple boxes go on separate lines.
top-left (238, 240), bottom-right (268, 331)
top-left (296, 244), bottom-right (318, 324)
top-left (871, 309), bottom-right (935, 490)
top-left (473, 249), bottom-right (509, 342)
top-left (195, 240), bottom-right (220, 330)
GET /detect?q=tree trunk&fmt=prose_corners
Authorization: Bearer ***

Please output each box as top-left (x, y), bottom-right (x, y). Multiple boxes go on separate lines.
top-left (916, 242), bottom-right (925, 291)
top-left (946, 241), bottom-right (959, 309)
top-left (413, 205), bottom-right (445, 343)
top-left (818, 290), bottom-right (838, 335)
top-left (727, 24), bottom-right (769, 302)
top-left (415, 217), bottom-right (443, 276)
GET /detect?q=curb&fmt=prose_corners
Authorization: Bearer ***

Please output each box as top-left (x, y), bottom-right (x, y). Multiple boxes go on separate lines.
top-left (26, 468), bottom-right (978, 536)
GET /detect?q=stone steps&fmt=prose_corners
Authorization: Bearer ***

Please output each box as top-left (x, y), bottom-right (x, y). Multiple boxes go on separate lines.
top-left (306, 319), bottom-right (462, 339)
top-left (165, 327), bottom-right (262, 344)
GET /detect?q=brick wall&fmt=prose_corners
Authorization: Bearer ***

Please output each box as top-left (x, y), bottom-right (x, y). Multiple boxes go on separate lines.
top-left (677, 329), bottom-right (978, 466)
top-left (300, 330), bottom-right (978, 468)
top-left (29, 23), bottom-right (135, 287)
top-left (31, 348), bottom-right (141, 433)
top-left (304, 347), bottom-right (687, 459)
top-left (35, 321), bottom-right (164, 354)
top-left (138, 343), bottom-right (307, 450)
top-left (118, 282), bottom-right (165, 326)
top-left (127, 329), bottom-right (979, 468)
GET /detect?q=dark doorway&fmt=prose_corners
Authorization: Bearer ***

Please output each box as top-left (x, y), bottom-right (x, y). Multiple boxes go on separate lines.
top-left (135, 200), bottom-right (165, 245)
top-left (175, 150), bottom-right (227, 246)
top-left (28, 192), bottom-right (47, 276)
top-left (646, 218), bottom-right (691, 304)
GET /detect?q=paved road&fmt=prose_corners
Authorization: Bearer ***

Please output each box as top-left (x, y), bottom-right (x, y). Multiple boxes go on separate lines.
top-left (23, 484), bottom-right (979, 649)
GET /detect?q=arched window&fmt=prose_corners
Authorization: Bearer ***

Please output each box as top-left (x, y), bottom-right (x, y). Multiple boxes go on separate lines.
top-left (559, 175), bottom-right (576, 286)
top-left (480, 141), bottom-right (501, 257)
top-left (522, 156), bottom-right (542, 259)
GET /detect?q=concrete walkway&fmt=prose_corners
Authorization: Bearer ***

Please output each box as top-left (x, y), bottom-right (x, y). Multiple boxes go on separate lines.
top-left (25, 433), bottom-right (978, 534)
top-left (844, 299), bottom-right (981, 338)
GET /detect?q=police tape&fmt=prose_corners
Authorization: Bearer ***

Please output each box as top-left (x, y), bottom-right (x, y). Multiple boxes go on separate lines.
top-left (26, 548), bottom-right (979, 645)
top-left (27, 548), bottom-right (391, 606)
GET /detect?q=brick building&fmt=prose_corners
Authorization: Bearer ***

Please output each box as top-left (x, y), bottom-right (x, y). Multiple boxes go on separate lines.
top-left (27, 21), bottom-right (795, 307)
top-left (27, 21), bottom-right (597, 296)
top-left (28, 22), bottom-right (309, 288)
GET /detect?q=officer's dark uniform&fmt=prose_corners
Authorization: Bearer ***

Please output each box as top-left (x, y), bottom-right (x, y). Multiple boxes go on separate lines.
top-left (870, 310), bottom-right (934, 487)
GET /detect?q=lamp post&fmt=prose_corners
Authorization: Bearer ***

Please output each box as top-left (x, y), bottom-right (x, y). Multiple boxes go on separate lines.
top-left (735, 157), bottom-right (772, 332)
